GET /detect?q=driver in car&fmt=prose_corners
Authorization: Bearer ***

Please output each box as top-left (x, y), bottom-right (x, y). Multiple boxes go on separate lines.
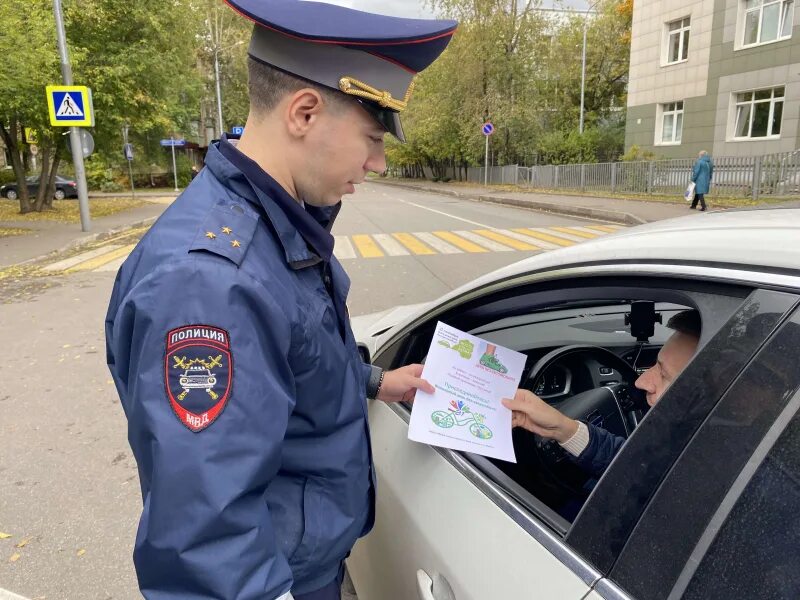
top-left (502, 310), bottom-right (701, 478)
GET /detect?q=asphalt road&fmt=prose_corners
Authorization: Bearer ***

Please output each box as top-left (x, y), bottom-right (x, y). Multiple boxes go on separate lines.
top-left (0, 183), bottom-right (619, 599)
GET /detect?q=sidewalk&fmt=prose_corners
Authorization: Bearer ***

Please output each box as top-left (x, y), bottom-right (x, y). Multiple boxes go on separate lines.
top-left (374, 178), bottom-right (697, 225)
top-left (0, 197), bottom-right (174, 269)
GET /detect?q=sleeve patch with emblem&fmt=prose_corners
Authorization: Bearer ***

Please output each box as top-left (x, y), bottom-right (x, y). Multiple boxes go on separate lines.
top-left (165, 325), bottom-right (232, 432)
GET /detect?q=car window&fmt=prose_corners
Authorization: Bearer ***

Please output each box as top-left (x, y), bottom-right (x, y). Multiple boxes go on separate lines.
top-left (679, 387), bottom-right (800, 600)
top-left (566, 289), bottom-right (797, 573)
top-left (25, 175), bottom-right (38, 183)
top-left (604, 301), bottom-right (800, 599)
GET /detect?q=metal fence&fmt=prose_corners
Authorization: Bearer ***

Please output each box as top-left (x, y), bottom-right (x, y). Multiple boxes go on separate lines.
top-left (465, 150), bottom-right (800, 200)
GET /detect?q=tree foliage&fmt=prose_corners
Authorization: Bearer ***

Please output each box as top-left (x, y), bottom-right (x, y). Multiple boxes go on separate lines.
top-left (389, 0), bottom-right (632, 178)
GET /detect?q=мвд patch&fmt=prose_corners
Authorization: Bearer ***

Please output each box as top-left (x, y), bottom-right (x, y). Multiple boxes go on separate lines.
top-left (165, 325), bottom-right (232, 432)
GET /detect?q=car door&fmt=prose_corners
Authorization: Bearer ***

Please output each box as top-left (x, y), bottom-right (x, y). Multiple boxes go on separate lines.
top-left (587, 296), bottom-right (800, 600)
top-left (349, 271), bottom-right (791, 600)
top-left (348, 396), bottom-right (597, 600)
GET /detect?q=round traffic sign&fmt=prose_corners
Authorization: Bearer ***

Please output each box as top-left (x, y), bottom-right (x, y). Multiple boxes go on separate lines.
top-left (482, 122), bottom-right (494, 136)
top-left (65, 129), bottom-right (95, 158)
top-left (29, 144), bottom-right (39, 156)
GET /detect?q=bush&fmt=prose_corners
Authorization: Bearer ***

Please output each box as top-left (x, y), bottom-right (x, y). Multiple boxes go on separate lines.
top-left (0, 169), bottom-right (19, 185)
top-left (84, 156), bottom-right (124, 192)
top-left (621, 145), bottom-right (659, 162)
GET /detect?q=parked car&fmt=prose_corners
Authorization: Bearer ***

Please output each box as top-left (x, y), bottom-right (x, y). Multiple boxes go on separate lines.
top-left (348, 207), bottom-right (800, 600)
top-left (1, 175), bottom-right (78, 200)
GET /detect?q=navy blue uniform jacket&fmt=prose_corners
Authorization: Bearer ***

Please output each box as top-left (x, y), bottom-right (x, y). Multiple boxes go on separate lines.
top-left (106, 139), bottom-right (376, 599)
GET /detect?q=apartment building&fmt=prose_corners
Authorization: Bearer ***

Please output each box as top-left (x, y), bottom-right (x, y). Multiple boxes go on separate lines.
top-left (625, 0), bottom-right (799, 157)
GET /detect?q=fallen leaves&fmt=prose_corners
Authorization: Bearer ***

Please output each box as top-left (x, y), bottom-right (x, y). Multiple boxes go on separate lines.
top-left (0, 532), bottom-right (11, 539)
top-left (9, 552), bottom-right (20, 562)
top-left (0, 198), bottom-right (148, 224)
top-left (0, 227), bottom-right (31, 237)
top-left (77, 548), bottom-right (86, 557)
top-left (16, 538), bottom-right (30, 548)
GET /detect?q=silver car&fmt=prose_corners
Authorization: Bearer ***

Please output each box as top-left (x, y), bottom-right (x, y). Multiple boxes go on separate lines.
top-left (349, 207), bottom-right (800, 600)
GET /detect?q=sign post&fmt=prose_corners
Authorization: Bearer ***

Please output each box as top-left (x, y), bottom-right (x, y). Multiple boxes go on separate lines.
top-left (122, 123), bottom-right (135, 199)
top-left (482, 122), bottom-right (495, 186)
top-left (160, 138), bottom-right (187, 192)
top-left (51, 0), bottom-right (92, 231)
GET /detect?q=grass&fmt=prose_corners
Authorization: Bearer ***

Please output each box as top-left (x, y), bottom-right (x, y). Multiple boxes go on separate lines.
top-left (0, 227), bottom-right (31, 237)
top-left (0, 197), bottom-right (147, 224)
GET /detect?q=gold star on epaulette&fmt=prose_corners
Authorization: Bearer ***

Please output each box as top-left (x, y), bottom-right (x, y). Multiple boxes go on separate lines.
top-left (205, 231), bottom-right (217, 239)
top-left (221, 226), bottom-right (232, 235)
top-left (231, 240), bottom-right (241, 248)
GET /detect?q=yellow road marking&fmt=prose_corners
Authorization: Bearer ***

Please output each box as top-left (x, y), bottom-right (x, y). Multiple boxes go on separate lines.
top-left (352, 235), bottom-right (384, 258)
top-left (473, 230), bottom-right (541, 251)
top-left (433, 231), bottom-right (489, 253)
top-left (392, 233), bottom-right (435, 255)
top-left (512, 229), bottom-right (575, 247)
top-left (66, 244), bottom-right (137, 273)
top-left (584, 225), bottom-right (619, 233)
top-left (551, 226), bottom-right (600, 239)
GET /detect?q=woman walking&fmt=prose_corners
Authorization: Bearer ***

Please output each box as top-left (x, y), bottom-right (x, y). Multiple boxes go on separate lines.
top-left (691, 150), bottom-right (713, 211)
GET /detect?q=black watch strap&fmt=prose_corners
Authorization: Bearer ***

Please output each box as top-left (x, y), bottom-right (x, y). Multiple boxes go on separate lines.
top-left (366, 364), bottom-right (384, 399)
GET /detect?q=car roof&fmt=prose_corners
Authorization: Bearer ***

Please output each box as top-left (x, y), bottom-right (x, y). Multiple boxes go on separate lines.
top-left (461, 208), bottom-right (800, 292)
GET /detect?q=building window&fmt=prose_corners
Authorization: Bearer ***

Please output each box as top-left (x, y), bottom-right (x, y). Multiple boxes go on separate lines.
top-left (658, 101), bottom-right (684, 145)
top-left (666, 17), bottom-right (691, 64)
top-left (742, 0), bottom-right (794, 47)
top-left (734, 86), bottom-right (784, 138)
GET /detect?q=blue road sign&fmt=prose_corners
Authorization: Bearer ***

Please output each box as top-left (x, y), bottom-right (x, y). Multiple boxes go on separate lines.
top-left (482, 122), bottom-right (495, 136)
top-left (231, 126), bottom-right (245, 136)
top-left (124, 143), bottom-right (134, 161)
top-left (160, 139), bottom-right (186, 147)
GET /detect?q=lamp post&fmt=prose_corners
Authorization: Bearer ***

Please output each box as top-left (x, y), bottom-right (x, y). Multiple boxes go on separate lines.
top-left (213, 40), bottom-right (245, 138)
top-left (579, 0), bottom-right (602, 135)
top-left (53, 0), bottom-right (91, 231)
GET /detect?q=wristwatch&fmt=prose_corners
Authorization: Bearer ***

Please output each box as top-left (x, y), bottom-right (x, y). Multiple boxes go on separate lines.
top-left (366, 364), bottom-right (385, 400)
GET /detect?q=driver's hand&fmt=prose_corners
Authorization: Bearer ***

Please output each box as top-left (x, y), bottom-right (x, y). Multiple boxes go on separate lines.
top-left (502, 389), bottom-right (579, 444)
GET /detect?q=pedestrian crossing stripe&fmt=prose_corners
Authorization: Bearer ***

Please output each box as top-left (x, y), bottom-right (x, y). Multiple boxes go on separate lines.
top-left (39, 225), bottom-right (625, 274)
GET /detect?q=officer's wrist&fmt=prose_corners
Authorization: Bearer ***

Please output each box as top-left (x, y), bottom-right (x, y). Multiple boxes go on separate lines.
top-left (366, 364), bottom-right (385, 399)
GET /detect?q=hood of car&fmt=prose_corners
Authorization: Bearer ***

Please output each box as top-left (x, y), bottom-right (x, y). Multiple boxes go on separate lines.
top-left (351, 302), bottom-right (430, 360)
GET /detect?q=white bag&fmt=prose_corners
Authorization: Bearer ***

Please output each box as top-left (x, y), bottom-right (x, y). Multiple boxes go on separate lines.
top-left (684, 181), bottom-right (696, 202)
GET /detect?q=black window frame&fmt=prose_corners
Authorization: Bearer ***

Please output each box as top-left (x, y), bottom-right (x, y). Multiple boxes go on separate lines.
top-left (566, 289), bottom-right (798, 573)
top-left (371, 273), bottom-right (776, 567)
top-left (597, 297), bottom-right (800, 599)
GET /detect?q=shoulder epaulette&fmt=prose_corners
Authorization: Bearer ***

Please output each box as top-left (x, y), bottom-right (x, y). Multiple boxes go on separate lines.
top-left (189, 199), bottom-right (259, 267)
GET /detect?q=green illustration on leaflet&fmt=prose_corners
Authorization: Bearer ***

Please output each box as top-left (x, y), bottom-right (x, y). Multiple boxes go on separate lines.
top-left (431, 400), bottom-right (493, 440)
top-left (479, 343), bottom-right (508, 373)
top-left (437, 338), bottom-right (475, 359)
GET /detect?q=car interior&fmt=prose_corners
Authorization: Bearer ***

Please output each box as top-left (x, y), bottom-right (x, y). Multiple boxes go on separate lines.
top-left (374, 276), bottom-right (751, 535)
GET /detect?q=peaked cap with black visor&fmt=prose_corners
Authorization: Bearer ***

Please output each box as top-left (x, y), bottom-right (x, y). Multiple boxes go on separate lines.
top-left (223, 0), bottom-right (458, 142)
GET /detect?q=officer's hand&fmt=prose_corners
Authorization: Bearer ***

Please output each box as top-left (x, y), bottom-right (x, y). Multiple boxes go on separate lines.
top-left (377, 364), bottom-right (435, 403)
top-left (501, 389), bottom-right (578, 443)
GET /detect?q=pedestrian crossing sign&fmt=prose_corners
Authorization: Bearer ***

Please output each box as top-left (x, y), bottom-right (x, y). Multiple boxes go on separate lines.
top-left (46, 85), bottom-right (94, 127)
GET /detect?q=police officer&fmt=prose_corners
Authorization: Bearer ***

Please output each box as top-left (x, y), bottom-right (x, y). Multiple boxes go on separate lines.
top-left (105, 2), bottom-right (457, 598)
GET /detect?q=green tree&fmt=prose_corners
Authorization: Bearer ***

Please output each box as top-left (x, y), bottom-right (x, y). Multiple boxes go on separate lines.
top-left (0, 0), bottom-right (62, 213)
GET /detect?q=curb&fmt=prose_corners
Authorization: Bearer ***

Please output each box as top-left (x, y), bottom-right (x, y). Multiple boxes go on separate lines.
top-left (372, 180), bottom-right (647, 226)
top-left (14, 216), bottom-right (158, 269)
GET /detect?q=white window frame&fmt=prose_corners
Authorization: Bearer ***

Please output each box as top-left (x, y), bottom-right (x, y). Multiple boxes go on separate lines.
top-left (738, 0), bottom-right (794, 49)
top-left (663, 17), bottom-right (691, 66)
top-left (656, 101), bottom-right (685, 146)
top-left (730, 86), bottom-right (785, 140)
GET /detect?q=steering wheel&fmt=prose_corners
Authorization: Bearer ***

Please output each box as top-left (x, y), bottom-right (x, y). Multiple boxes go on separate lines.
top-left (508, 345), bottom-right (643, 509)
top-left (526, 344), bottom-right (643, 438)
